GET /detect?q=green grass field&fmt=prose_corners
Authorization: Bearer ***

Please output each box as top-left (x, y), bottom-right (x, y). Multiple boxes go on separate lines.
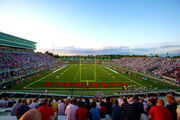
top-left (12, 63), bottom-right (179, 92)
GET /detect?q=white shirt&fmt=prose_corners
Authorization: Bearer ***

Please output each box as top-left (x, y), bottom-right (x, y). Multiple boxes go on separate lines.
top-left (65, 104), bottom-right (78, 120)
top-left (58, 102), bottom-right (65, 115)
top-left (29, 102), bottom-right (38, 109)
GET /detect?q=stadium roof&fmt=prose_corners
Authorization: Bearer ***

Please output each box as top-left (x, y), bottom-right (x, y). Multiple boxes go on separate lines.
top-left (0, 32), bottom-right (36, 50)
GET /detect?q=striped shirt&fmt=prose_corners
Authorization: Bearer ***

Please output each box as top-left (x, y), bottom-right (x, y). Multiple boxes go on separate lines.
top-left (122, 103), bottom-right (134, 120)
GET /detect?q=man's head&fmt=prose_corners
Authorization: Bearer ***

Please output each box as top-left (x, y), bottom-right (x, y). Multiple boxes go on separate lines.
top-left (20, 109), bottom-right (41, 120)
top-left (18, 99), bottom-right (22, 103)
top-left (148, 98), bottom-right (156, 106)
top-left (55, 97), bottom-right (59, 102)
top-left (42, 98), bottom-right (49, 105)
top-left (91, 101), bottom-right (96, 108)
top-left (71, 99), bottom-right (77, 105)
top-left (123, 98), bottom-right (128, 104)
top-left (133, 96), bottom-right (139, 102)
top-left (114, 99), bottom-right (119, 105)
top-left (166, 94), bottom-right (176, 104)
top-left (156, 99), bottom-right (164, 106)
top-left (21, 99), bottom-right (27, 105)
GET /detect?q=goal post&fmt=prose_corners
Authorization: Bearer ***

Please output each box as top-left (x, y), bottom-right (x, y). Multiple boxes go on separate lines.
top-left (80, 56), bottom-right (97, 82)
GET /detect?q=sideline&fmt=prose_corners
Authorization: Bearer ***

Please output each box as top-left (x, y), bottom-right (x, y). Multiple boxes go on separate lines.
top-left (103, 65), bottom-right (144, 87)
top-left (24, 65), bottom-right (67, 89)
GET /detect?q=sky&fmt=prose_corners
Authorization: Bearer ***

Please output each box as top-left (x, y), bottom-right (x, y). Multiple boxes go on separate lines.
top-left (0, 0), bottom-right (180, 56)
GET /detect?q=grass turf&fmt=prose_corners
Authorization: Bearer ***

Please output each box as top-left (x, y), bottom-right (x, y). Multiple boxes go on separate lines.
top-left (10, 63), bottom-right (180, 91)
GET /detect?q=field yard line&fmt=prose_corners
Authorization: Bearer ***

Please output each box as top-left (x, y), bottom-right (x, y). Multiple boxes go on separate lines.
top-left (23, 65), bottom-right (67, 89)
top-left (73, 64), bottom-right (80, 81)
top-left (104, 66), bottom-right (118, 74)
top-left (88, 64), bottom-right (99, 81)
top-left (103, 65), bottom-right (144, 87)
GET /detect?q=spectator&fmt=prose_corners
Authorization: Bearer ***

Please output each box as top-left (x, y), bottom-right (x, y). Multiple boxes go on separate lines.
top-left (20, 109), bottom-right (41, 120)
top-left (29, 98), bottom-right (39, 109)
top-left (118, 96), bottom-right (123, 106)
top-left (52, 98), bottom-right (59, 113)
top-left (58, 99), bottom-right (65, 115)
top-left (85, 98), bottom-right (91, 110)
top-left (105, 97), bottom-right (112, 115)
top-left (133, 96), bottom-right (144, 120)
top-left (140, 97), bottom-right (148, 111)
top-left (49, 98), bottom-right (54, 107)
top-left (38, 98), bottom-right (55, 120)
top-left (76, 101), bottom-right (88, 120)
top-left (121, 97), bottom-right (134, 120)
top-left (52, 98), bottom-right (59, 120)
top-left (148, 98), bottom-right (171, 120)
top-left (111, 99), bottom-right (122, 120)
top-left (16, 99), bottom-right (31, 119)
top-left (65, 99), bottom-right (78, 120)
top-left (99, 101), bottom-right (106, 118)
top-left (89, 101), bottom-right (100, 120)
top-left (145, 98), bottom-right (156, 115)
top-left (10, 99), bottom-right (22, 116)
top-left (165, 94), bottom-right (178, 120)
top-left (27, 99), bottom-right (32, 106)
top-left (177, 105), bottom-right (180, 120)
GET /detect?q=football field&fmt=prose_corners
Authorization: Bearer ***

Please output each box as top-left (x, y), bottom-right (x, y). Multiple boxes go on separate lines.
top-left (22, 64), bottom-right (179, 90)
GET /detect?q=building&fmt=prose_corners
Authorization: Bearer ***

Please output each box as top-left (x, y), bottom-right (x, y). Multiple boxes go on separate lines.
top-left (0, 32), bottom-right (36, 51)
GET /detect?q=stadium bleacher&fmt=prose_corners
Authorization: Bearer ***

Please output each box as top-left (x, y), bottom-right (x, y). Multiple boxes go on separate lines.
top-left (0, 49), bottom-right (60, 82)
top-left (114, 57), bottom-right (180, 83)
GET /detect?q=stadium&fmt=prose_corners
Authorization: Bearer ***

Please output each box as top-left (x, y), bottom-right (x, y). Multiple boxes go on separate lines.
top-left (0, 0), bottom-right (180, 120)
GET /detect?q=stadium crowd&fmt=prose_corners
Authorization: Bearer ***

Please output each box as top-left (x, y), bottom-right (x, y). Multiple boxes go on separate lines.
top-left (0, 49), bottom-right (60, 82)
top-left (0, 94), bottom-right (179, 120)
top-left (114, 57), bottom-right (180, 82)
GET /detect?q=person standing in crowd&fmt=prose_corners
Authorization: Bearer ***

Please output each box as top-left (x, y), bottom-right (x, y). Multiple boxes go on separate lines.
top-left (99, 101), bottom-right (106, 118)
top-left (132, 96), bottom-right (144, 120)
top-left (10, 99), bottom-right (22, 116)
top-left (118, 96), bottom-right (123, 106)
top-left (27, 99), bottom-right (32, 106)
top-left (105, 97), bottom-right (112, 116)
top-left (20, 109), bottom-right (41, 120)
top-left (165, 94), bottom-right (178, 120)
top-left (121, 97), bottom-right (134, 120)
top-left (177, 105), bottom-right (180, 120)
top-left (140, 97), bottom-right (147, 111)
top-left (52, 98), bottom-right (59, 113)
top-left (89, 101), bottom-right (100, 120)
top-left (52, 98), bottom-right (59, 120)
top-left (76, 101), bottom-right (88, 120)
top-left (58, 99), bottom-right (65, 115)
top-left (85, 98), bottom-right (91, 111)
top-left (16, 99), bottom-right (31, 119)
top-left (145, 98), bottom-right (156, 115)
top-left (29, 98), bottom-right (39, 109)
top-left (65, 99), bottom-right (78, 120)
top-left (111, 99), bottom-right (122, 120)
top-left (38, 98), bottom-right (55, 120)
top-left (148, 99), bottom-right (171, 120)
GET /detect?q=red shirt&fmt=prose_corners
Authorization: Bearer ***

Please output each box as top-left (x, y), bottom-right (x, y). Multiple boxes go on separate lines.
top-left (100, 106), bottom-right (106, 118)
top-left (149, 106), bottom-right (171, 120)
top-left (76, 107), bottom-right (88, 120)
top-left (38, 105), bottom-right (55, 120)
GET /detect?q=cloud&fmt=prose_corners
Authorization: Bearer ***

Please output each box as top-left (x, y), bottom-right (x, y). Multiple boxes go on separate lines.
top-left (37, 42), bottom-right (180, 56)
top-left (159, 44), bottom-right (180, 49)
top-left (54, 46), bottom-right (129, 55)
